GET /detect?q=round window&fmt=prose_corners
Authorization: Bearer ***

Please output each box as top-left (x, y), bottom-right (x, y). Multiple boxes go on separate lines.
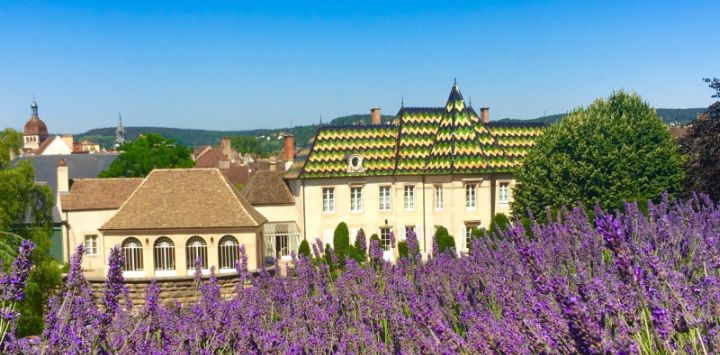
top-left (351, 156), bottom-right (360, 168)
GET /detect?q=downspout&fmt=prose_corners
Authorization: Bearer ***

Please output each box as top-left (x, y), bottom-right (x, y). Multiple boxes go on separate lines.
top-left (302, 180), bottom-right (307, 240)
top-left (490, 175), bottom-right (496, 224)
top-left (422, 175), bottom-right (427, 253)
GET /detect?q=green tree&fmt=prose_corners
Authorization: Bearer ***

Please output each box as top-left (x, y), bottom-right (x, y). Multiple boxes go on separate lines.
top-left (434, 226), bottom-right (456, 254)
top-left (681, 80), bottom-right (720, 201)
top-left (100, 133), bottom-right (193, 177)
top-left (298, 239), bottom-right (311, 258)
top-left (230, 136), bottom-right (262, 156)
top-left (513, 91), bottom-right (685, 220)
top-left (0, 129), bottom-right (61, 336)
top-left (333, 222), bottom-right (350, 265)
top-left (703, 77), bottom-right (720, 98)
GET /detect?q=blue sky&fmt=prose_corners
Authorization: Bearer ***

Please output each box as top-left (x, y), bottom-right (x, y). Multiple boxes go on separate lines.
top-left (0, 1), bottom-right (718, 133)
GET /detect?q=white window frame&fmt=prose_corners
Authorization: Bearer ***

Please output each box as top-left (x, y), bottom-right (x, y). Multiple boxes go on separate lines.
top-left (322, 187), bottom-right (335, 213)
top-left (186, 236), bottom-right (208, 273)
top-left (84, 234), bottom-right (98, 256)
top-left (404, 185), bottom-right (415, 210)
top-left (379, 186), bottom-right (391, 211)
top-left (380, 227), bottom-right (392, 251)
top-left (434, 185), bottom-right (443, 211)
top-left (499, 182), bottom-right (510, 205)
top-left (350, 186), bottom-right (363, 212)
top-left (465, 184), bottom-right (477, 210)
top-left (122, 237), bottom-right (144, 277)
top-left (153, 237), bottom-right (176, 277)
top-left (218, 235), bottom-right (240, 272)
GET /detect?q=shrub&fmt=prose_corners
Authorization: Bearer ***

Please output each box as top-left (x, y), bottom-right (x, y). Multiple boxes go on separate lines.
top-left (397, 240), bottom-right (408, 259)
top-left (434, 226), bottom-right (456, 254)
top-left (3, 195), bottom-right (720, 353)
top-left (298, 240), bottom-right (311, 258)
top-left (333, 222), bottom-right (350, 264)
top-left (489, 213), bottom-right (510, 234)
top-left (513, 91), bottom-right (685, 220)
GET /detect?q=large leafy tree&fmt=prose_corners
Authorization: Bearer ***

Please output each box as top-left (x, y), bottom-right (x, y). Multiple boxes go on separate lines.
top-left (0, 128), bottom-right (61, 336)
top-left (513, 91), bottom-right (685, 219)
top-left (100, 133), bottom-right (193, 177)
top-left (681, 79), bottom-right (720, 201)
top-left (230, 136), bottom-right (262, 156)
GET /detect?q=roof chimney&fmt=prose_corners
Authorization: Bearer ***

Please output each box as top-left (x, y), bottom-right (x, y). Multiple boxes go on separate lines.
top-left (480, 107), bottom-right (490, 124)
top-left (269, 156), bottom-right (277, 172)
top-left (218, 156), bottom-right (231, 170)
top-left (57, 158), bottom-right (69, 193)
top-left (283, 133), bottom-right (295, 162)
top-left (371, 108), bottom-right (381, 125)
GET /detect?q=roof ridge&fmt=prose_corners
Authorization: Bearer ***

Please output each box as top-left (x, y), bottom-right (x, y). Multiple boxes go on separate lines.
top-left (216, 169), bottom-right (266, 226)
top-left (99, 170), bottom-right (151, 230)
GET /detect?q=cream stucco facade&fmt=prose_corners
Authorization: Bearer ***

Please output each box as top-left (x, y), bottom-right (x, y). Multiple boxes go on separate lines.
top-left (287, 173), bottom-right (515, 259)
top-left (101, 229), bottom-right (262, 278)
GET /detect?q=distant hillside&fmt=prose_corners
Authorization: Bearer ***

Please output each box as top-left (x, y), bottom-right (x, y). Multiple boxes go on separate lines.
top-left (512, 108), bottom-right (705, 125)
top-left (77, 108), bottom-right (706, 152)
top-left (329, 114), bottom-right (395, 126)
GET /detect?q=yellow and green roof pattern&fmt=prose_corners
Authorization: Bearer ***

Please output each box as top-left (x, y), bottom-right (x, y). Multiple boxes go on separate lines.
top-left (297, 84), bottom-right (545, 178)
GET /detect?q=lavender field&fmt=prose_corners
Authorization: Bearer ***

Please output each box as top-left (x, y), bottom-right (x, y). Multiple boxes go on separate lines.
top-left (2, 194), bottom-right (720, 354)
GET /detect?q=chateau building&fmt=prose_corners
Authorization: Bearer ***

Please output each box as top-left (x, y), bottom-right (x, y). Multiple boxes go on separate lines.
top-left (283, 83), bottom-right (544, 258)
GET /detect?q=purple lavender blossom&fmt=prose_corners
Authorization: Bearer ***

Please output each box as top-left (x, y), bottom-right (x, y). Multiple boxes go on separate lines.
top-left (2, 240), bottom-right (34, 302)
top-left (355, 229), bottom-right (367, 255)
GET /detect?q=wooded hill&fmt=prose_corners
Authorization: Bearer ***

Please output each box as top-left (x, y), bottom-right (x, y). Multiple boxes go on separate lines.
top-left (76, 108), bottom-right (705, 152)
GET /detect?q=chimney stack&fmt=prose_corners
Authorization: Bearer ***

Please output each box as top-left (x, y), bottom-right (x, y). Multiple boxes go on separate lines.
top-left (371, 108), bottom-right (381, 125)
top-left (218, 156), bottom-right (231, 170)
top-left (57, 158), bottom-right (69, 193)
top-left (269, 156), bottom-right (277, 172)
top-left (283, 133), bottom-right (295, 162)
top-left (220, 136), bottom-right (232, 159)
top-left (480, 107), bottom-right (490, 124)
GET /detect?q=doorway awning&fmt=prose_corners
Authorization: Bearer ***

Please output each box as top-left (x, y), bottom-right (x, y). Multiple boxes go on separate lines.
top-left (263, 221), bottom-right (301, 236)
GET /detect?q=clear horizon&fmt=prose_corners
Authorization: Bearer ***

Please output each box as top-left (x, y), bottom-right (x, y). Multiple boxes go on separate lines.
top-left (1, 1), bottom-right (718, 134)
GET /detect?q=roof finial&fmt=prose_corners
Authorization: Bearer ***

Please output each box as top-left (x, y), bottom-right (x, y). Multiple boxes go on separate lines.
top-left (401, 96), bottom-right (404, 108)
top-left (118, 112), bottom-right (123, 125)
top-left (31, 94), bottom-right (39, 117)
top-left (469, 97), bottom-right (472, 108)
top-left (319, 114), bottom-right (323, 125)
top-left (453, 77), bottom-right (457, 86)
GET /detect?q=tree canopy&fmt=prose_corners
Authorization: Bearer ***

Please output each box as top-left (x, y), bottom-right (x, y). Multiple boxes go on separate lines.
top-left (512, 91), bottom-right (685, 219)
top-left (681, 79), bottom-right (720, 201)
top-left (100, 133), bottom-right (193, 177)
top-left (0, 128), bottom-right (61, 336)
top-left (230, 136), bottom-right (262, 156)
top-left (703, 77), bottom-right (720, 98)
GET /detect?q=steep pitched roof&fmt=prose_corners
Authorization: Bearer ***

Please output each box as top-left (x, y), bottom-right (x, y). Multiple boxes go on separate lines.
top-left (194, 148), bottom-right (223, 168)
top-left (102, 168), bottom-right (266, 231)
top-left (295, 84), bottom-right (545, 178)
top-left (13, 153), bottom-right (119, 223)
top-left (61, 178), bottom-right (143, 211)
top-left (243, 171), bottom-right (295, 205)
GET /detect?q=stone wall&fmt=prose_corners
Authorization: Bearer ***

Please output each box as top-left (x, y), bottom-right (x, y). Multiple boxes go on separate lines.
top-left (86, 272), bottom-right (246, 308)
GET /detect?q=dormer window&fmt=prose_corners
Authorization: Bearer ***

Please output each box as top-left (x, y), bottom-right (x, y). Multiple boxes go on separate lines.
top-left (347, 154), bottom-right (364, 172)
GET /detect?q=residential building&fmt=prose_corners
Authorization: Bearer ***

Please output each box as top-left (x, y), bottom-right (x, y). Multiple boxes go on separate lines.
top-left (283, 83), bottom-right (544, 258)
top-left (60, 168), bottom-right (267, 278)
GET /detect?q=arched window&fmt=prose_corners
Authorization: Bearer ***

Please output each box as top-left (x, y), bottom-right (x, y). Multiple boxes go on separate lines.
top-left (122, 237), bottom-right (143, 272)
top-left (186, 236), bottom-right (207, 270)
top-left (218, 235), bottom-right (239, 270)
top-left (154, 237), bottom-right (175, 271)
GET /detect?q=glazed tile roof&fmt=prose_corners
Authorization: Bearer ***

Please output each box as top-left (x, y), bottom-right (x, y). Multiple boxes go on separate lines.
top-left (295, 84), bottom-right (545, 178)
